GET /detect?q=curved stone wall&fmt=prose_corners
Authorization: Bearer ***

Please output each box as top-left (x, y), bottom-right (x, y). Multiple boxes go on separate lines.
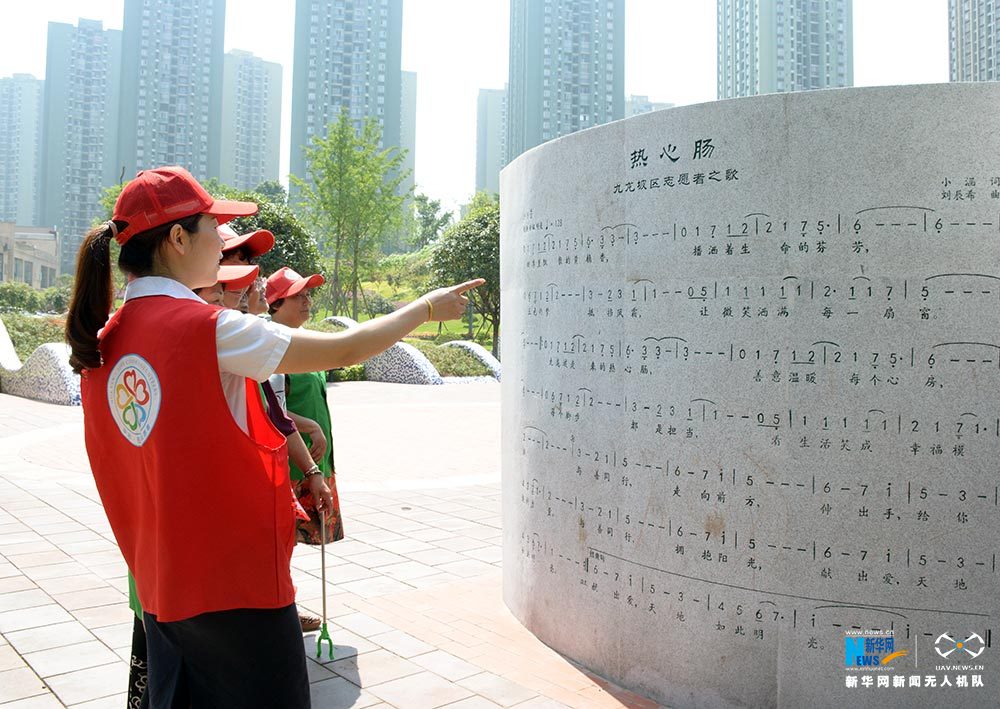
top-left (442, 341), bottom-right (501, 380)
top-left (500, 85), bottom-right (1000, 707)
top-left (0, 317), bottom-right (80, 406)
top-left (322, 315), bottom-right (444, 385)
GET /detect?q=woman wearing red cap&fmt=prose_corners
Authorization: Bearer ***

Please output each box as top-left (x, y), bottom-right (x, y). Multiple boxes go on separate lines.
top-left (65, 166), bottom-right (482, 708)
top-left (265, 267), bottom-right (344, 547)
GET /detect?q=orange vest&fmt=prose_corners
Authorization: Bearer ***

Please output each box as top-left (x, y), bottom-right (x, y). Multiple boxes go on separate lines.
top-left (81, 295), bottom-right (295, 622)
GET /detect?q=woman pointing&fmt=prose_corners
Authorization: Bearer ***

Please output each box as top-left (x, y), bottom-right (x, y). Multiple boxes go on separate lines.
top-left (65, 165), bottom-right (482, 709)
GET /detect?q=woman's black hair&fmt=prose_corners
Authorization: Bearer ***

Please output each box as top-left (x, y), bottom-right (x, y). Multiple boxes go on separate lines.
top-left (65, 213), bottom-right (203, 373)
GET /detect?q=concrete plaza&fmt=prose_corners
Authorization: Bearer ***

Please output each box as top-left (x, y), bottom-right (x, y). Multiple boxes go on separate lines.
top-left (0, 382), bottom-right (657, 708)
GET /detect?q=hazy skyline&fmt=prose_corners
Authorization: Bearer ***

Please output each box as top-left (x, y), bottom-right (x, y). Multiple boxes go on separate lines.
top-left (1, 1), bottom-right (949, 215)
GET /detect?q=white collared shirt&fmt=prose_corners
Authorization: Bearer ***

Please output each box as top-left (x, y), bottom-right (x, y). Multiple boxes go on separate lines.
top-left (123, 276), bottom-right (292, 432)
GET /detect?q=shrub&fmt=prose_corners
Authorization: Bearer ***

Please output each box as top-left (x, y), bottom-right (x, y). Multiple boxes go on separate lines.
top-left (405, 338), bottom-right (491, 377)
top-left (303, 321), bottom-right (365, 381)
top-left (40, 284), bottom-right (72, 313)
top-left (0, 282), bottom-right (42, 313)
top-left (363, 290), bottom-right (397, 317)
top-left (328, 364), bottom-right (366, 382)
top-left (304, 320), bottom-right (347, 333)
top-left (2, 313), bottom-right (65, 361)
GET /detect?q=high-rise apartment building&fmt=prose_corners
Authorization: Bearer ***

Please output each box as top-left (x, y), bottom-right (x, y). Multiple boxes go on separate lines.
top-left (117, 0), bottom-right (226, 181)
top-left (40, 19), bottom-right (122, 271)
top-left (290, 0), bottom-right (403, 185)
top-left (0, 74), bottom-right (44, 226)
top-left (400, 70), bottom-right (417, 199)
top-left (220, 50), bottom-right (282, 191)
top-left (476, 87), bottom-right (506, 196)
top-left (949, 0), bottom-right (1000, 81)
top-left (506, 0), bottom-right (625, 164)
top-left (626, 95), bottom-right (674, 117)
top-left (717, 0), bottom-right (853, 99)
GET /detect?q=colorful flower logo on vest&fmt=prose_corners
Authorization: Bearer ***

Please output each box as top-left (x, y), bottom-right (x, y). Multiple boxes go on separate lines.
top-left (106, 354), bottom-right (162, 446)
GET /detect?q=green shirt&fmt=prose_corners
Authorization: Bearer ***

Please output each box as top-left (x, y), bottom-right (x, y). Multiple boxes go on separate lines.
top-left (285, 371), bottom-right (334, 479)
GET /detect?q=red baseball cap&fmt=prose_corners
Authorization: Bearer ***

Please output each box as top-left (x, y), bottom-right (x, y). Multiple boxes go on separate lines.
top-left (112, 166), bottom-right (258, 244)
top-left (219, 223), bottom-right (275, 258)
top-left (265, 266), bottom-right (325, 304)
top-left (217, 264), bottom-right (260, 292)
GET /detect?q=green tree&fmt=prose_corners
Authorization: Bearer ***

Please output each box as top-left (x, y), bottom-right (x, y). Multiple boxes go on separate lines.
top-left (411, 193), bottom-right (452, 248)
top-left (432, 192), bottom-right (500, 356)
top-left (254, 180), bottom-right (288, 205)
top-left (292, 109), bottom-right (412, 319)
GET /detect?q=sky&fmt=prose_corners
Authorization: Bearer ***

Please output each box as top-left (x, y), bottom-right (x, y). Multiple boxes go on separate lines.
top-left (0, 1), bottom-right (950, 214)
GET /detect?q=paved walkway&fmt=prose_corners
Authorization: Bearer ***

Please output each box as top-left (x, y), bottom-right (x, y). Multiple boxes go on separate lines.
top-left (0, 383), bottom-right (658, 708)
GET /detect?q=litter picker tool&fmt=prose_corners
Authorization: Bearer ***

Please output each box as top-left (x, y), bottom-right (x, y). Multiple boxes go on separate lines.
top-left (316, 509), bottom-right (334, 660)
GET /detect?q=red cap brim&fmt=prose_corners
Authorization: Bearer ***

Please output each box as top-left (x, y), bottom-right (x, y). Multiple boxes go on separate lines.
top-left (283, 274), bottom-right (325, 299)
top-left (221, 228), bottom-right (275, 258)
top-left (217, 264), bottom-right (260, 291)
top-left (207, 198), bottom-right (259, 225)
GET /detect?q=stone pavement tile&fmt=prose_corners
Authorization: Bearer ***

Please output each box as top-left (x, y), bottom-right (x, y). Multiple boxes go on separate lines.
top-left (309, 539), bottom-right (378, 557)
top-left (21, 562), bottom-right (88, 581)
top-left (406, 547), bottom-right (471, 566)
top-left (368, 629), bottom-right (436, 658)
top-left (338, 575), bottom-right (415, 598)
top-left (461, 546), bottom-right (504, 564)
top-left (71, 693), bottom-right (129, 708)
top-left (0, 562), bottom-right (25, 578)
top-left (32, 573), bottom-right (107, 595)
top-left (409, 649), bottom-right (483, 681)
top-left (4, 620), bottom-right (96, 654)
top-left (376, 538), bottom-right (436, 555)
top-left (457, 672), bottom-right (538, 707)
top-left (433, 536), bottom-right (493, 553)
top-left (90, 620), bottom-right (135, 650)
top-left (377, 560), bottom-right (441, 582)
top-left (408, 527), bottom-right (459, 543)
top-left (308, 561), bottom-right (380, 584)
top-left (329, 648), bottom-right (422, 687)
top-left (72, 550), bottom-right (125, 568)
top-left (0, 643), bottom-right (26, 671)
top-left (302, 628), bottom-right (380, 662)
top-left (305, 657), bottom-right (339, 683)
top-left (44, 530), bottom-right (102, 545)
top-left (435, 559), bottom-right (497, 579)
top-left (51, 586), bottom-right (126, 611)
top-left (446, 698), bottom-right (506, 709)
top-left (5, 551), bottom-right (72, 569)
top-left (367, 670), bottom-right (475, 709)
top-left (71, 602), bottom-right (134, 629)
top-left (340, 549), bottom-right (410, 568)
top-left (350, 529), bottom-right (407, 545)
top-left (575, 685), bottom-right (650, 708)
top-left (0, 604), bottom-right (73, 633)
top-left (0, 575), bottom-right (37, 594)
top-left (511, 697), bottom-right (571, 708)
top-left (58, 539), bottom-right (119, 556)
top-left (0, 541), bottom-right (56, 557)
top-left (404, 572), bottom-right (466, 590)
top-left (336, 611), bottom-right (396, 637)
top-left (460, 524), bottom-right (502, 540)
top-left (22, 639), bottom-right (121, 677)
top-left (44, 661), bottom-right (128, 706)
top-left (0, 693), bottom-right (66, 708)
top-left (309, 676), bottom-right (381, 708)
top-left (0, 667), bottom-right (48, 703)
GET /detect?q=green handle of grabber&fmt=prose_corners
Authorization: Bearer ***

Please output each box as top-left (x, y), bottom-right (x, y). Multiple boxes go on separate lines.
top-left (316, 622), bottom-right (334, 660)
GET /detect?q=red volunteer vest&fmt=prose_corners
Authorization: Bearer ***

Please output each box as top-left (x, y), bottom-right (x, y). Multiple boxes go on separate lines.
top-left (81, 295), bottom-right (295, 622)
